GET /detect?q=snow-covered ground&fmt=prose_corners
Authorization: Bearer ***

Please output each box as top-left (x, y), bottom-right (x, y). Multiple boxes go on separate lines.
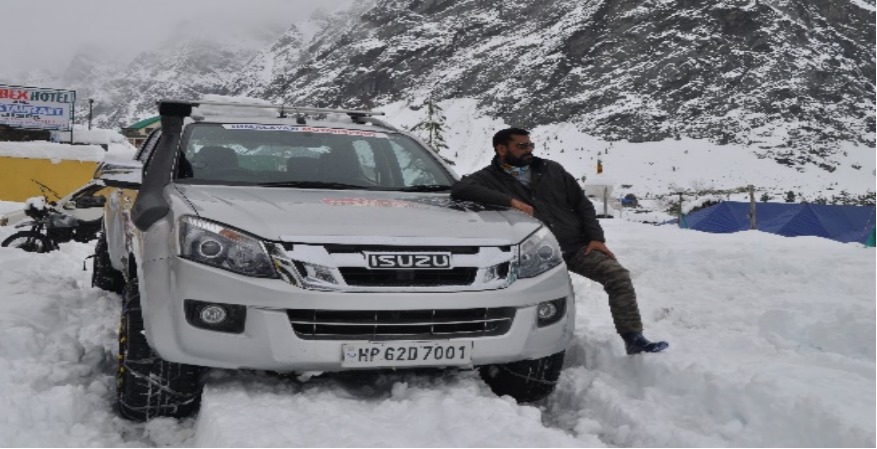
top-left (0, 196), bottom-right (872, 446)
top-left (0, 97), bottom-right (873, 446)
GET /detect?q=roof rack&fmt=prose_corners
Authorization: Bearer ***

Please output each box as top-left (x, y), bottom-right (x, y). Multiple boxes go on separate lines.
top-left (348, 114), bottom-right (399, 131)
top-left (158, 99), bottom-right (385, 118)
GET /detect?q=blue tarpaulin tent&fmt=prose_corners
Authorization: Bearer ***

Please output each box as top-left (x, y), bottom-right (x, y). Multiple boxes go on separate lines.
top-left (681, 202), bottom-right (877, 244)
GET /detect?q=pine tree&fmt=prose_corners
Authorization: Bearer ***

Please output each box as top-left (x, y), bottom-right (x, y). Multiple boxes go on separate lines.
top-left (411, 96), bottom-right (449, 155)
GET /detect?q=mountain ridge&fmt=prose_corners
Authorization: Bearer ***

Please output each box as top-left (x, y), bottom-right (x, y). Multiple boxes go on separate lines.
top-left (1, 0), bottom-right (873, 177)
top-left (232, 0), bottom-right (874, 172)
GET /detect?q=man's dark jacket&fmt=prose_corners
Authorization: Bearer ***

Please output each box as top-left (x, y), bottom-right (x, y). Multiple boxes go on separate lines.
top-left (451, 156), bottom-right (605, 257)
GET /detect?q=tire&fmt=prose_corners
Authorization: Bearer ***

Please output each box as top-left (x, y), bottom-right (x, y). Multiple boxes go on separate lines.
top-left (117, 276), bottom-right (203, 422)
top-left (92, 233), bottom-right (125, 294)
top-left (479, 351), bottom-right (565, 403)
top-left (1, 231), bottom-right (53, 253)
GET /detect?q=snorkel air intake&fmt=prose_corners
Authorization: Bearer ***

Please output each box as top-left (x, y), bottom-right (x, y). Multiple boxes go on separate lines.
top-left (131, 101), bottom-right (192, 231)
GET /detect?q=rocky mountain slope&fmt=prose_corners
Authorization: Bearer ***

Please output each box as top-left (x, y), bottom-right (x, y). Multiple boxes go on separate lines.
top-left (93, 34), bottom-right (269, 127)
top-left (233, 0), bottom-right (874, 171)
top-left (3, 0), bottom-right (873, 174)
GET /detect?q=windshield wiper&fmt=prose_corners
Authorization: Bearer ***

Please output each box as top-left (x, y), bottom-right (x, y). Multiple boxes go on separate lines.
top-left (397, 184), bottom-right (452, 192)
top-left (258, 181), bottom-right (363, 190)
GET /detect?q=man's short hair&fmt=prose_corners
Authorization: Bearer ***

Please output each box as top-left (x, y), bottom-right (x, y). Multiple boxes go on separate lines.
top-left (492, 128), bottom-right (530, 149)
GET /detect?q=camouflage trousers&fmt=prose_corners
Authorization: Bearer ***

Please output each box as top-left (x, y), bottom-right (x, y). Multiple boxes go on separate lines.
top-left (565, 249), bottom-right (643, 335)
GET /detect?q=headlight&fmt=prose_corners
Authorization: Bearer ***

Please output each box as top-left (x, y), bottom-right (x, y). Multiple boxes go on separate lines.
top-left (516, 227), bottom-right (563, 279)
top-left (267, 245), bottom-right (341, 291)
top-left (179, 216), bottom-right (278, 278)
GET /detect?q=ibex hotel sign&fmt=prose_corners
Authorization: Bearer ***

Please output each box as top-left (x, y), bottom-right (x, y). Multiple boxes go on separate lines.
top-left (0, 84), bottom-right (76, 131)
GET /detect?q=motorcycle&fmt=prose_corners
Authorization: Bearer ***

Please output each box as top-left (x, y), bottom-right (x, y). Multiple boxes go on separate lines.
top-left (0, 179), bottom-right (105, 253)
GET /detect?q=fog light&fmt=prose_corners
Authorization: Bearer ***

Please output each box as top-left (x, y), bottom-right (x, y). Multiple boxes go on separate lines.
top-left (184, 300), bottom-right (246, 333)
top-left (199, 304), bottom-right (228, 324)
top-left (537, 302), bottom-right (558, 321)
top-left (536, 298), bottom-right (566, 327)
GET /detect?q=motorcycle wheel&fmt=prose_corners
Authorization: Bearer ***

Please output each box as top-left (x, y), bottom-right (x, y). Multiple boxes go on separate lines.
top-left (1, 231), bottom-right (53, 253)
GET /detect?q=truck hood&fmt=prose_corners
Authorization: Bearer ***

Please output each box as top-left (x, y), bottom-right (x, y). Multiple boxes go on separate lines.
top-left (171, 185), bottom-right (541, 246)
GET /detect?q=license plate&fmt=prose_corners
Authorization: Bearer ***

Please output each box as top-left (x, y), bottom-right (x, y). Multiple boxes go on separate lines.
top-left (341, 341), bottom-right (473, 368)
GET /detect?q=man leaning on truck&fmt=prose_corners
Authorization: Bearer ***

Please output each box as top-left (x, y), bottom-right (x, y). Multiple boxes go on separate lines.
top-left (451, 127), bottom-right (669, 355)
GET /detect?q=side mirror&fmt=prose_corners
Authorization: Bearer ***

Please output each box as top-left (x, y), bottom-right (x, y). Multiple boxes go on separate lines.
top-left (73, 195), bottom-right (107, 209)
top-left (98, 161), bottom-right (143, 189)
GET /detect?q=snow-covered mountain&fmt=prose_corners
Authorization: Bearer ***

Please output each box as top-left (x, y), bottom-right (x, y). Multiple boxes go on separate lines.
top-left (235, 0), bottom-right (875, 170)
top-left (60, 45), bottom-right (123, 87)
top-left (2, 0), bottom-right (874, 183)
top-left (227, 8), bottom-right (342, 96)
top-left (2, 18), bottom-right (289, 130)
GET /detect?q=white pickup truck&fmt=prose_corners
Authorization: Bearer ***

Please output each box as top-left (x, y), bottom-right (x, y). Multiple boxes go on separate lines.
top-left (94, 100), bottom-right (575, 421)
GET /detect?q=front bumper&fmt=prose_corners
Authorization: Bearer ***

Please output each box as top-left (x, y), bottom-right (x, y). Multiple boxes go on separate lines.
top-left (139, 253), bottom-right (575, 372)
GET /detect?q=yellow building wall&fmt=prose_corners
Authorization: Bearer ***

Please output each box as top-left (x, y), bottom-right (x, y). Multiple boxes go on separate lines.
top-left (0, 156), bottom-right (99, 202)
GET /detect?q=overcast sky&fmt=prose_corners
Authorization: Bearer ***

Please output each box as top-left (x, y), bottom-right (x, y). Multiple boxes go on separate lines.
top-left (2, 0), bottom-right (349, 74)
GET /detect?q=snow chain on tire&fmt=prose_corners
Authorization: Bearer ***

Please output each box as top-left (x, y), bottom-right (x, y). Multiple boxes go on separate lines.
top-left (116, 276), bottom-right (203, 422)
top-left (479, 351), bottom-right (565, 403)
top-left (91, 232), bottom-right (125, 294)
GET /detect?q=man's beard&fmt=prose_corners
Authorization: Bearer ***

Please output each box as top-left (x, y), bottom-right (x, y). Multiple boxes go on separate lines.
top-left (505, 152), bottom-right (532, 167)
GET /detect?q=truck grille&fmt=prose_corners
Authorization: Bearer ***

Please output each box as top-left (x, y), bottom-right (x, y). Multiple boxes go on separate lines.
top-left (323, 244), bottom-right (490, 254)
top-left (338, 267), bottom-right (478, 287)
top-left (287, 307), bottom-right (515, 340)
top-left (271, 242), bottom-right (514, 291)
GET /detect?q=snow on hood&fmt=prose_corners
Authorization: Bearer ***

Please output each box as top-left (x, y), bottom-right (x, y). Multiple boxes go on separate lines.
top-left (171, 185), bottom-right (541, 245)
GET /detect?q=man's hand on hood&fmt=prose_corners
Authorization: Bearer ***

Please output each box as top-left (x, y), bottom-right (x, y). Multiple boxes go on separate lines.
top-left (510, 198), bottom-right (534, 216)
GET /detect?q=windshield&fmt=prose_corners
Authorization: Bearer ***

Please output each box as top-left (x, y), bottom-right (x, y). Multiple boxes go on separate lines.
top-left (175, 123), bottom-right (455, 190)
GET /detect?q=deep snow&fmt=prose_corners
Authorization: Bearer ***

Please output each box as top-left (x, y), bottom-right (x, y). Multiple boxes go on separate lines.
top-left (0, 199), bottom-right (873, 446)
top-left (0, 95), bottom-right (874, 447)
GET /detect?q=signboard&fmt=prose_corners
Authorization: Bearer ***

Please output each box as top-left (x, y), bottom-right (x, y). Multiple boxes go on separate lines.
top-left (0, 84), bottom-right (76, 131)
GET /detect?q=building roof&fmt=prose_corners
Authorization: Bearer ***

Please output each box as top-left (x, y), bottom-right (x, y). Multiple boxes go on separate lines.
top-left (126, 116), bottom-right (160, 130)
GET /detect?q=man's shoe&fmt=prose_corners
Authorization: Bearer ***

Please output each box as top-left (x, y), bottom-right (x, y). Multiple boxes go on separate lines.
top-left (621, 332), bottom-right (669, 355)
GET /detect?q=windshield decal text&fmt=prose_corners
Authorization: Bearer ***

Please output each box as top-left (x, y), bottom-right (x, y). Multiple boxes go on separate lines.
top-left (222, 124), bottom-right (387, 137)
